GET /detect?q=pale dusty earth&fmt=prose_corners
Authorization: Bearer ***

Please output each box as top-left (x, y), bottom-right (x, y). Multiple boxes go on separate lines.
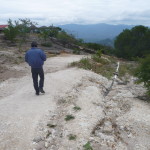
top-left (0, 54), bottom-right (150, 150)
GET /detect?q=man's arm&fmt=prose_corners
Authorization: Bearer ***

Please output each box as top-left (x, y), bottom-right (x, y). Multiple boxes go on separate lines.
top-left (25, 52), bottom-right (28, 63)
top-left (40, 51), bottom-right (46, 61)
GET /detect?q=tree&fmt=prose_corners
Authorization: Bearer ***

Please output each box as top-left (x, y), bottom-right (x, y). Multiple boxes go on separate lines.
top-left (40, 28), bottom-right (50, 42)
top-left (49, 26), bottom-right (61, 38)
top-left (114, 25), bottom-right (150, 59)
top-left (3, 19), bottom-right (19, 43)
top-left (135, 55), bottom-right (150, 96)
top-left (17, 18), bottom-right (37, 42)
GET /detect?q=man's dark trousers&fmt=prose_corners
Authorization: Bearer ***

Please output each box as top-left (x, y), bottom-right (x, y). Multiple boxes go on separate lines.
top-left (31, 68), bottom-right (44, 93)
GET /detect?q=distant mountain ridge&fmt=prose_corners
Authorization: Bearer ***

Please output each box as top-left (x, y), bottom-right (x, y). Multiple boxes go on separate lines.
top-left (59, 23), bottom-right (134, 44)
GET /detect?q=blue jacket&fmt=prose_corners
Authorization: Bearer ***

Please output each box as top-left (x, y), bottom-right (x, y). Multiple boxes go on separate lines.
top-left (25, 48), bottom-right (46, 68)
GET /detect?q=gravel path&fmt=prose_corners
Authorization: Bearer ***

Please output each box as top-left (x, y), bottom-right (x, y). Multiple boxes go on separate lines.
top-left (0, 55), bottom-right (85, 150)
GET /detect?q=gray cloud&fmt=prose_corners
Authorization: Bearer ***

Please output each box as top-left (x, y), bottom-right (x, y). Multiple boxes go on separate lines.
top-left (0, 0), bottom-right (150, 25)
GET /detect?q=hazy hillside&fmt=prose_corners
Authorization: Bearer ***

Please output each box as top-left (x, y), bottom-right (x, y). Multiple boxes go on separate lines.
top-left (59, 23), bottom-right (134, 43)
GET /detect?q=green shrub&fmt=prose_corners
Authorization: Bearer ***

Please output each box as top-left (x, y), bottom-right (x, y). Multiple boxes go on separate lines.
top-left (135, 55), bottom-right (150, 96)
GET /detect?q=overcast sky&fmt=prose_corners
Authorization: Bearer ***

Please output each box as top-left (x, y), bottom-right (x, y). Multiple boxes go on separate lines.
top-left (0, 0), bottom-right (150, 26)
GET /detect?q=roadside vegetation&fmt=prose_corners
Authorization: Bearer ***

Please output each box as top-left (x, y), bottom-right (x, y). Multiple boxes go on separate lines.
top-left (71, 50), bottom-right (116, 79)
top-left (71, 25), bottom-right (150, 98)
top-left (134, 55), bottom-right (150, 96)
top-left (114, 25), bottom-right (150, 60)
top-left (114, 25), bottom-right (150, 98)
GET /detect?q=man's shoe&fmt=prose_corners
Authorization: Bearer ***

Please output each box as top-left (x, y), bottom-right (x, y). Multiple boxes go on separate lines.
top-left (39, 88), bottom-right (45, 93)
top-left (36, 92), bottom-right (39, 96)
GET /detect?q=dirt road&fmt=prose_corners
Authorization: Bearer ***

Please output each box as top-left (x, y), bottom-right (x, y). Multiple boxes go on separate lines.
top-left (0, 55), bottom-right (85, 150)
top-left (0, 54), bottom-right (150, 150)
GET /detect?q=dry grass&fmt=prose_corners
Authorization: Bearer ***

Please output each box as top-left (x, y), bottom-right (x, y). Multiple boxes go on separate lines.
top-left (70, 55), bottom-right (116, 79)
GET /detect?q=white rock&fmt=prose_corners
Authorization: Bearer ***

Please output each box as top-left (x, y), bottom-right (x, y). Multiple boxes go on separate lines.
top-left (120, 126), bottom-right (124, 130)
top-left (127, 133), bottom-right (132, 138)
top-left (45, 142), bottom-right (49, 148)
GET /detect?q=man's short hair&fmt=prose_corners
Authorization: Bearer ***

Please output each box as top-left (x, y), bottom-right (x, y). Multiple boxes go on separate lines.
top-left (31, 41), bottom-right (38, 47)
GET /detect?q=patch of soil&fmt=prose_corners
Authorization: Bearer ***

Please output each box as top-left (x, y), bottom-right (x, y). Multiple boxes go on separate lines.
top-left (0, 68), bottom-right (26, 82)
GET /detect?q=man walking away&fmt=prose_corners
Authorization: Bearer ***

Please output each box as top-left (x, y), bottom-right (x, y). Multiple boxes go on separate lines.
top-left (25, 41), bottom-right (46, 95)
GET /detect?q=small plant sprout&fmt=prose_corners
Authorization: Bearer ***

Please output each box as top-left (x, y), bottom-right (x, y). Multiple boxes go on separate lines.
top-left (83, 142), bottom-right (93, 150)
top-left (65, 115), bottom-right (75, 121)
top-left (68, 134), bottom-right (77, 140)
top-left (73, 106), bottom-right (81, 111)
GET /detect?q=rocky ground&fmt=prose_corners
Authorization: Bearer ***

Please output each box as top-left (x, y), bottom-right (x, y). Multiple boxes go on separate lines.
top-left (0, 54), bottom-right (150, 150)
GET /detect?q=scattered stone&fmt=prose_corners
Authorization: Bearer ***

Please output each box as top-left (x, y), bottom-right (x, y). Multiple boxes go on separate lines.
top-left (95, 132), bottom-right (115, 142)
top-left (127, 133), bottom-right (132, 138)
top-left (33, 137), bottom-right (43, 143)
top-left (103, 121), bottom-right (113, 133)
top-left (33, 141), bottom-right (45, 150)
top-left (51, 129), bottom-right (56, 138)
top-left (119, 126), bottom-right (124, 130)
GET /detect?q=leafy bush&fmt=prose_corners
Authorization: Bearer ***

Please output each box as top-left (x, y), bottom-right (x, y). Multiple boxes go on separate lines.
top-left (135, 55), bottom-right (150, 96)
